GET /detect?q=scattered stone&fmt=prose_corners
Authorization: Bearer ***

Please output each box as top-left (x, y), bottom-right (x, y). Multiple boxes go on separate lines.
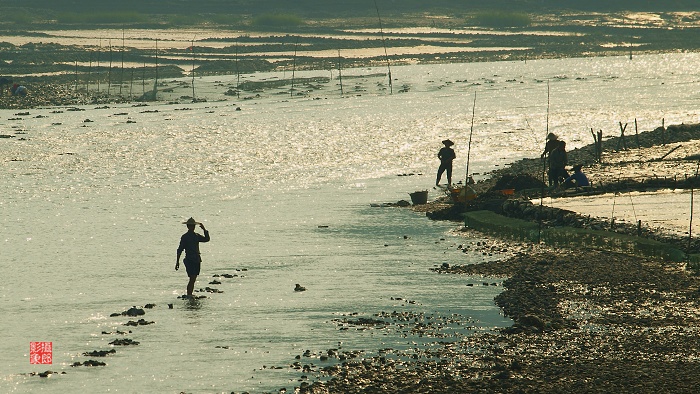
top-left (109, 338), bottom-right (139, 346)
top-left (196, 287), bottom-right (223, 293)
top-left (294, 284), bottom-right (307, 292)
top-left (123, 307), bottom-right (145, 317)
top-left (29, 370), bottom-right (65, 377)
top-left (178, 294), bottom-right (207, 299)
top-left (124, 319), bottom-right (155, 327)
top-left (71, 360), bottom-right (106, 367)
top-left (83, 349), bottom-right (116, 357)
top-left (102, 330), bottom-right (130, 335)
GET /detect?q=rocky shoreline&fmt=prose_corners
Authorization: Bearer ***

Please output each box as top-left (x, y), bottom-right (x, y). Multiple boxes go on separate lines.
top-left (298, 246), bottom-right (700, 393)
top-left (293, 125), bottom-right (700, 393)
top-left (424, 122), bottom-right (700, 253)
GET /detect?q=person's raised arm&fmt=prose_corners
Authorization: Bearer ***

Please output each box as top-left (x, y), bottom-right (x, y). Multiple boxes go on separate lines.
top-left (200, 224), bottom-right (210, 242)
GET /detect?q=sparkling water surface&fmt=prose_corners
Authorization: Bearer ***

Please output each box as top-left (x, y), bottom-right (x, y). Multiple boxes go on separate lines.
top-left (2, 52), bottom-right (700, 393)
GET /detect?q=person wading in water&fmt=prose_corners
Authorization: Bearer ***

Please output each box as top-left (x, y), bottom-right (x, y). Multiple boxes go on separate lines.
top-left (176, 217), bottom-right (210, 298)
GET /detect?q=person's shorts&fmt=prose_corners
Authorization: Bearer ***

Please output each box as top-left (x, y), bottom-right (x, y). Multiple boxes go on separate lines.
top-left (183, 258), bottom-right (201, 277)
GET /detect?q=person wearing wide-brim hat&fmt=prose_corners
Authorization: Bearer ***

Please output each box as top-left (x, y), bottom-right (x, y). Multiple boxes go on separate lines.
top-left (176, 217), bottom-right (210, 298)
top-left (436, 139), bottom-right (456, 186)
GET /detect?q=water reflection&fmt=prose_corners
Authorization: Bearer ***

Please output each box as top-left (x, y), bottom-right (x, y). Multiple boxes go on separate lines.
top-left (183, 297), bottom-right (204, 311)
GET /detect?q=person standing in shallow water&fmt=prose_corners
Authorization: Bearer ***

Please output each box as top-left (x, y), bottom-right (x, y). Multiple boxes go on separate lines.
top-left (176, 217), bottom-right (210, 297)
top-left (436, 139), bottom-right (456, 186)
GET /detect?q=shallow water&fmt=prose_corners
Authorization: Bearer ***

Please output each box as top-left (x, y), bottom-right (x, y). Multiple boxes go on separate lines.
top-left (2, 52), bottom-right (700, 392)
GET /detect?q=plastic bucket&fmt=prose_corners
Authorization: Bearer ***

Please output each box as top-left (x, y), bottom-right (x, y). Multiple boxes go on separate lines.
top-left (409, 190), bottom-right (429, 205)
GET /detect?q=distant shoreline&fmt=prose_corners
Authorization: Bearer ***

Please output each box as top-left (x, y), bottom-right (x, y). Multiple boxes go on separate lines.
top-left (1, 9), bottom-right (699, 109)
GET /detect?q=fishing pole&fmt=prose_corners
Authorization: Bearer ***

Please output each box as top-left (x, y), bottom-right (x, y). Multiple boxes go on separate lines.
top-left (373, 0), bottom-right (392, 94)
top-left (465, 91), bottom-right (477, 185)
top-left (537, 80), bottom-right (551, 244)
top-left (610, 167), bottom-right (623, 229)
top-left (689, 161), bottom-right (700, 255)
top-left (523, 117), bottom-right (544, 148)
top-left (628, 190), bottom-right (638, 225)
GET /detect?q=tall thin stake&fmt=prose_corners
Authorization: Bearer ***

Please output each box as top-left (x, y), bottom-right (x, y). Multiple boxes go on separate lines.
top-left (142, 60), bottom-right (146, 95)
top-left (374, 0), bottom-right (392, 94)
top-left (129, 68), bottom-right (134, 100)
top-left (290, 37), bottom-right (298, 98)
top-left (153, 38), bottom-right (159, 101)
top-left (337, 49), bottom-right (344, 96)
top-left (97, 39), bottom-right (101, 93)
top-left (74, 60), bottom-right (79, 92)
top-left (107, 39), bottom-right (113, 95)
top-left (235, 41), bottom-right (240, 99)
top-left (191, 36), bottom-right (196, 100)
top-left (86, 52), bottom-right (91, 92)
top-left (120, 28), bottom-right (125, 95)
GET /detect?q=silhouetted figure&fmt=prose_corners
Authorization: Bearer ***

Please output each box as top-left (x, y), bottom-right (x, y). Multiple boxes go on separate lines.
top-left (10, 83), bottom-right (27, 96)
top-left (176, 217), bottom-right (210, 297)
top-left (548, 140), bottom-right (568, 186)
top-left (541, 132), bottom-right (559, 158)
top-left (0, 77), bottom-right (12, 94)
top-left (436, 139), bottom-right (456, 186)
top-left (563, 164), bottom-right (590, 188)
